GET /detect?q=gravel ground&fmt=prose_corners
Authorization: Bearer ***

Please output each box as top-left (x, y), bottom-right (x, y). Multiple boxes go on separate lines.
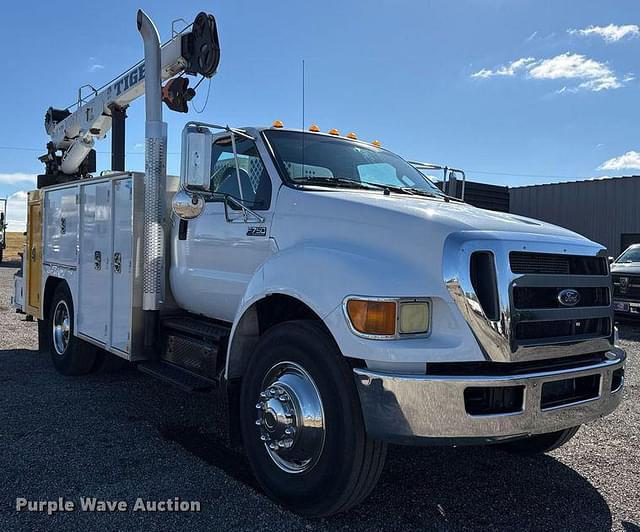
top-left (0, 261), bottom-right (638, 531)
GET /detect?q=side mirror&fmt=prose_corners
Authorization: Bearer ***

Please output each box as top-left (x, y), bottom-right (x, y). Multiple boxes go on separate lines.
top-left (172, 189), bottom-right (205, 220)
top-left (181, 125), bottom-right (212, 191)
top-left (608, 256), bottom-right (615, 264)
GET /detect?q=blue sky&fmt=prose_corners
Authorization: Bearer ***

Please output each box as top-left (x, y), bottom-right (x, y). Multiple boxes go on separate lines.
top-left (1, 0), bottom-right (639, 229)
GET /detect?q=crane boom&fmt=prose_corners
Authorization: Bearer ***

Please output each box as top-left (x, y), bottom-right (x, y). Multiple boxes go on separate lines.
top-left (42, 12), bottom-right (220, 177)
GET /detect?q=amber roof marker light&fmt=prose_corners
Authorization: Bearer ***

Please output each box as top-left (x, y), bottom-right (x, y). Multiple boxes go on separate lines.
top-left (309, 124), bottom-right (321, 132)
top-left (371, 140), bottom-right (381, 148)
top-left (272, 120), bottom-right (284, 128)
top-left (328, 128), bottom-right (340, 136)
top-left (346, 132), bottom-right (358, 140)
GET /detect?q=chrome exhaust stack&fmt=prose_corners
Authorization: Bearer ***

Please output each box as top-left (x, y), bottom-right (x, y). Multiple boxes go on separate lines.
top-left (137, 9), bottom-right (167, 349)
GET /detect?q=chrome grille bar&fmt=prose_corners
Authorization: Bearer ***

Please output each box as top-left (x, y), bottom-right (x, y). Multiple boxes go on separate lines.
top-left (443, 233), bottom-right (614, 363)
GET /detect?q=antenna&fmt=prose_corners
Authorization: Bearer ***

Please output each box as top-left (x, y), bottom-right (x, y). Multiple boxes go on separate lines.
top-left (302, 59), bottom-right (306, 177)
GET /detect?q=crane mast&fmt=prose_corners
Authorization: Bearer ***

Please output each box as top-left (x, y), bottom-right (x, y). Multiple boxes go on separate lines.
top-left (40, 12), bottom-right (220, 182)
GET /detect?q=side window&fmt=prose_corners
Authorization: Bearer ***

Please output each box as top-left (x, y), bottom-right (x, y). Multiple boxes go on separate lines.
top-left (209, 137), bottom-right (272, 210)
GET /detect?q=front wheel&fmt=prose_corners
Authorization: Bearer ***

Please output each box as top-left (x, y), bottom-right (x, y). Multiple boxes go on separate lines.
top-left (44, 283), bottom-right (97, 376)
top-left (497, 426), bottom-right (580, 455)
top-left (240, 320), bottom-right (387, 517)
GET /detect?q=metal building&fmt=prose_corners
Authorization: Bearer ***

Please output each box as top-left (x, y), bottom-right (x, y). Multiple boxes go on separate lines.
top-left (509, 175), bottom-right (640, 257)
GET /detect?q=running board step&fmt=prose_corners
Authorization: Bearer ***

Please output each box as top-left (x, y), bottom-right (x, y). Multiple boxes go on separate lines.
top-left (137, 361), bottom-right (218, 393)
top-left (161, 316), bottom-right (231, 342)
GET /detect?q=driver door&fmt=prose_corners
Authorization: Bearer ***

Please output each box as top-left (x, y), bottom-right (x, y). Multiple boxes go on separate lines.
top-left (175, 135), bottom-right (277, 322)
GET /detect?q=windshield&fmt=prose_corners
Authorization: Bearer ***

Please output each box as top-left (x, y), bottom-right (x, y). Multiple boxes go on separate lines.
top-left (616, 246), bottom-right (640, 263)
top-left (264, 130), bottom-right (445, 196)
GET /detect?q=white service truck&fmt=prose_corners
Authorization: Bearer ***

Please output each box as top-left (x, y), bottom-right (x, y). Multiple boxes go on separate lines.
top-left (14, 9), bottom-right (625, 517)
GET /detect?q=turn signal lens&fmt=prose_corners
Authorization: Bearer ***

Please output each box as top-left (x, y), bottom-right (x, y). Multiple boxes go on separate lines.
top-left (398, 302), bottom-right (430, 334)
top-left (272, 120), bottom-right (284, 128)
top-left (328, 128), bottom-right (340, 136)
top-left (309, 124), bottom-right (321, 132)
top-left (346, 131), bottom-right (358, 140)
top-left (371, 140), bottom-right (381, 148)
top-left (347, 300), bottom-right (396, 336)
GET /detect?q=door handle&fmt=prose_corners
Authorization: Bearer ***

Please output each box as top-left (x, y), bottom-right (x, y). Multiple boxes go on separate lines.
top-left (31, 247), bottom-right (36, 261)
top-left (113, 252), bottom-right (122, 274)
top-left (94, 251), bottom-right (102, 270)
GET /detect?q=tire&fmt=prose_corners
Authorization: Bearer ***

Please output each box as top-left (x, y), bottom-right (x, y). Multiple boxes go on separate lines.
top-left (497, 426), bottom-right (580, 455)
top-left (44, 283), bottom-right (97, 376)
top-left (240, 320), bottom-right (387, 517)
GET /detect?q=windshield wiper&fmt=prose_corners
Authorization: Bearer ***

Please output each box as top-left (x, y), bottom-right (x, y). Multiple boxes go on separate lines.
top-left (295, 176), bottom-right (443, 197)
top-left (294, 176), bottom-right (380, 190)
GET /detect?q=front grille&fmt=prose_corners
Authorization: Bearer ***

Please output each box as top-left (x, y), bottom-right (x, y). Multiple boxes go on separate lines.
top-left (510, 252), bottom-right (607, 276)
top-left (612, 274), bottom-right (640, 301)
top-left (513, 286), bottom-right (610, 309)
top-left (515, 318), bottom-right (611, 342)
top-left (507, 252), bottom-right (613, 348)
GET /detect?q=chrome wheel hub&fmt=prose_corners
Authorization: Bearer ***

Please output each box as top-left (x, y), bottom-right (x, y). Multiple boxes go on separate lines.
top-left (52, 300), bottom-right (71, 356)
top-left (255, 361), bottom-right (325, 474)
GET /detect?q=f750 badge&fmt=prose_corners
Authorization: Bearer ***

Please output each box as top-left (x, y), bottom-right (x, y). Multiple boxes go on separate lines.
top-left (247, 226), bottom-right (267, 237)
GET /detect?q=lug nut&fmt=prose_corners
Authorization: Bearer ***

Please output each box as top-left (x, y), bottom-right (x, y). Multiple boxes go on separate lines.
top-left (284, 427), bottom-right (295, 436)
top-left (278, 394), bottom-right (289, 402)
top-left (255, 418), bottom-right (262, 426)
top-left (269, 387), bottom-right (277, 396)
top-left (255, 402), bottom-right (263, 409)
top-left (259, 391), bottom-right (268, 399)
top-left (269, 442), bottom-right (278, 450)
top-left (282, 438), bottom-right (294, 448)
top-left (260, 434), bottom-right (269, 441)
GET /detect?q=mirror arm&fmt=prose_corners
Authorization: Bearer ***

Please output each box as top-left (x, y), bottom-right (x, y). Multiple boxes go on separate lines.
top-left (229, 131), bottom-right (245, 204)
top-left (184, 121), bottom-right (255, 141)
top-left (223, 194), bottom-right (265, 224)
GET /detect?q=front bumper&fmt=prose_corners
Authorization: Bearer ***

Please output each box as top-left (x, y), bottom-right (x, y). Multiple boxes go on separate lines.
top-left (354, 349), bottom-right (625, 445)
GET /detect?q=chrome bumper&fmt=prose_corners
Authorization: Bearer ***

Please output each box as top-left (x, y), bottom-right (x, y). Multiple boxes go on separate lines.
top-left (354, 350), bottom-right (625, 445)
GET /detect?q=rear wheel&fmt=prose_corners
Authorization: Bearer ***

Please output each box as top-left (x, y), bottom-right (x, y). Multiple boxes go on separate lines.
top-left (497, 426), bottom-right (580, 455)
top-left (240, 320), bottom-right (387, 517)
top-left (44, 283), bottom-right (97, 376)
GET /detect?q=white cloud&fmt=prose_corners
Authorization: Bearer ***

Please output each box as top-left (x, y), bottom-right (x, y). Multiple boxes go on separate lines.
top-left (89, 63), bottom-right (105, 73)
top-left (0, 173), bottom-right (36, 186)
top-left (472, 52), bottom-right (628, 92)
top-left (471, 57), bottom-right (536, 78)
top-left (598, 151), bottom-right (640, 171)
top-left (525, 31), bottom-right (538, 43)
top-left (5, 190), bottom-right (28, 232)
top-left (569, 24), bottom-right (640, 43)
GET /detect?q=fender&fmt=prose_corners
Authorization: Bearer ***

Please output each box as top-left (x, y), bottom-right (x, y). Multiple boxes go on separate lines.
top-left (225, 242), bottom-right (481, 378)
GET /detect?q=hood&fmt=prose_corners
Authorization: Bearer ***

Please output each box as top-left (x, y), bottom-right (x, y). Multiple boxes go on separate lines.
top-left (278, 187), bottom-right (592, 244)
top-left (611, 262), bottom-right (640, 275)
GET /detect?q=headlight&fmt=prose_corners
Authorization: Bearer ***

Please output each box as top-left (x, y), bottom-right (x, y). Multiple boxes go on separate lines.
top-left (345, 298), bottom-right (431, 338)
top-left (398, 301), bottom-right (430, 334)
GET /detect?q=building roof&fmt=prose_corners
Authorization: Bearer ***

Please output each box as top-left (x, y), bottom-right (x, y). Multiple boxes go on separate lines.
top-left (511, 174), bottom-right (640, 189)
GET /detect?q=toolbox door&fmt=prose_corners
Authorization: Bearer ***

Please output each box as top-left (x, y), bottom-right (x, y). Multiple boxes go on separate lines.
top-left (110, 178), bottom-right (133, 354)
top-left (26, 198), bottom-right (42, 315)
top-left (77, 181), bottom-right (112, 344)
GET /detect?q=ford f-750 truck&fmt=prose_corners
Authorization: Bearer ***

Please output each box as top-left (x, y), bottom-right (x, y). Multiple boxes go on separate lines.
top-left (14, 9), bottom-right (625, 517)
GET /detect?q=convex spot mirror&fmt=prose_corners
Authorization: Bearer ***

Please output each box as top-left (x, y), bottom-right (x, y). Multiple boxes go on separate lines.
top-left (172, 189), bottom-right (205, 220)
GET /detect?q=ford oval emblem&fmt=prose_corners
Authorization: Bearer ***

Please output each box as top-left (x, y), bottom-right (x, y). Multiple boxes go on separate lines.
top-left (558, 288), bottom-right (580, 307)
